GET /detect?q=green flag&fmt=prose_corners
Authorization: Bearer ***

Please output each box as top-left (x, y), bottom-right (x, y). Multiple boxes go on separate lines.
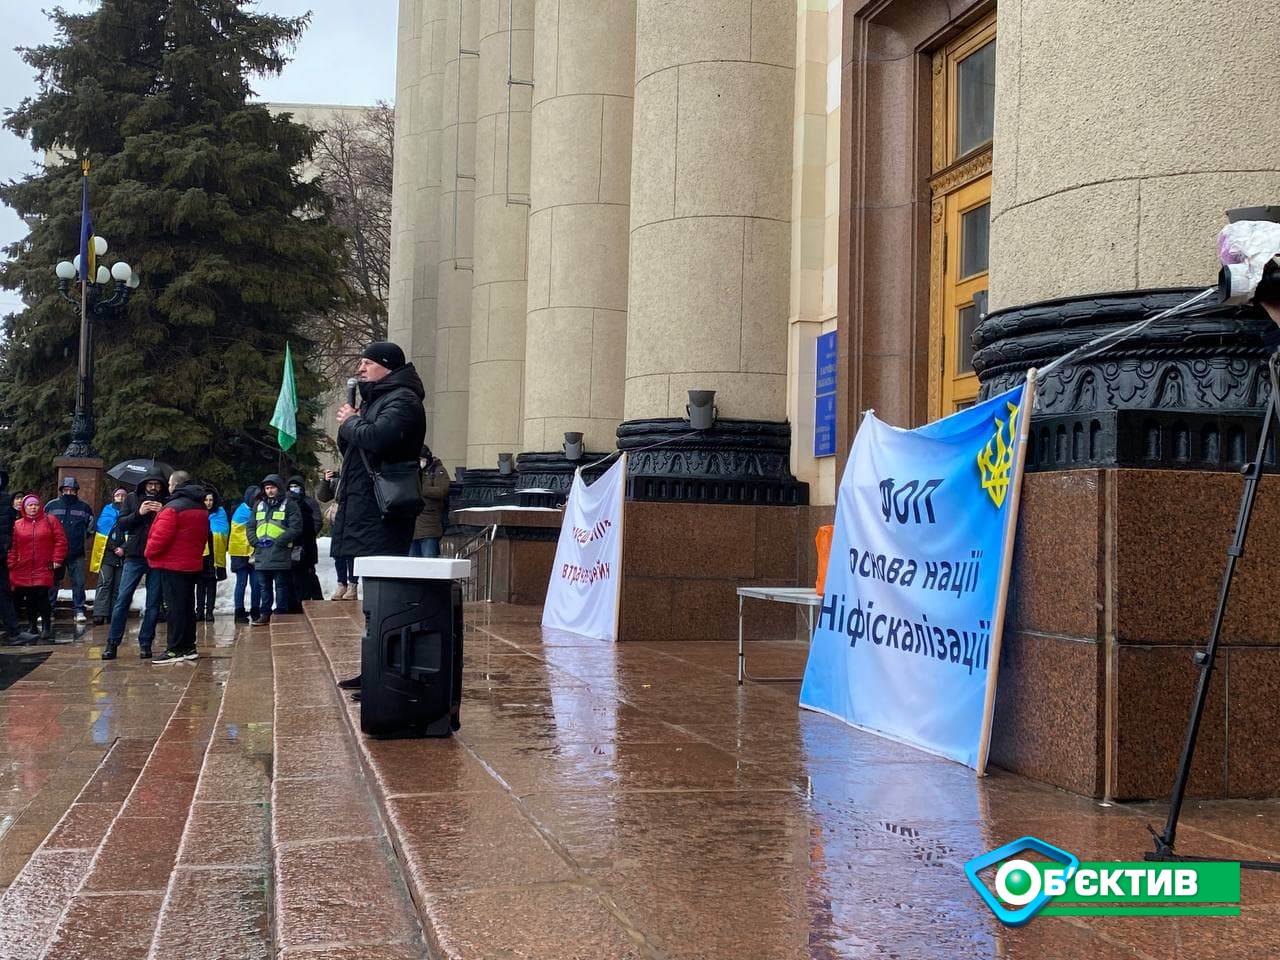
top-left (270, 342), bottom-right (298, 451)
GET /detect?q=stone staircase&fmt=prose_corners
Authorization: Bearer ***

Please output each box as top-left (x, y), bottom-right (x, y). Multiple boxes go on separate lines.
top-left (269, 617), bottom-right (427, 958)
top-left (0, 617), bottom-right (429, 960)
top-left (0, 650), bottom-right (229, 959)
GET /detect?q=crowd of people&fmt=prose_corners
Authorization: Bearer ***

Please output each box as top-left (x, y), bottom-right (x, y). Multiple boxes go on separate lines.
top-left (0, 340), bottom-right (445, 670)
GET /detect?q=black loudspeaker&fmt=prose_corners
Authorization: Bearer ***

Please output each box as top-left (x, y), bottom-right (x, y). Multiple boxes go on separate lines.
top-left (359, 570), bottom-right (464, 738)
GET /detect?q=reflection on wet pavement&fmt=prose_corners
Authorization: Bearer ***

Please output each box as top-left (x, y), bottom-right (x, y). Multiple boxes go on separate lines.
top-left (298, 602), bottom-right (1280, 959)
top-left (0, 634), bottom-right (192, 897)
top-left (4, 605), bottom-right (1280, 958)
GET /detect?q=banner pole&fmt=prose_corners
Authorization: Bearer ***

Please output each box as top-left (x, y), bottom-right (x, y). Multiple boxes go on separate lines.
top-left (612, 453), bottom-right (627, 642)
top-left (975, 367), bottom-right (1036, 775)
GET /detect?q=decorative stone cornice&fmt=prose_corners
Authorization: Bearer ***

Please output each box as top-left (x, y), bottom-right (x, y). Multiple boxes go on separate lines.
top-left (450, 468), bottom-right (516, 516)
top-left (974, 288), bottom-right (1279, 471)
top-left (513, 451), bottom-right (615, 494)
top-left (616, 418), bottom-right (809, 505)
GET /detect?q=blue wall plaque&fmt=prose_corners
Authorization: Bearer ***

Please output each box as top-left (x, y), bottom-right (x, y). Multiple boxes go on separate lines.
top-left (814, 331), bottom-right (837, 457)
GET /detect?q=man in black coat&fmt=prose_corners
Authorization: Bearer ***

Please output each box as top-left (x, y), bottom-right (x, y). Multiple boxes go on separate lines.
top-left (285, 474), bottom-right (324, 609)
top-left (333, 340), bottom-right (427, 693)
top-left (332, 341), bottom-right (427, 558)
top-left (105, 471), bottom-right (168, 659)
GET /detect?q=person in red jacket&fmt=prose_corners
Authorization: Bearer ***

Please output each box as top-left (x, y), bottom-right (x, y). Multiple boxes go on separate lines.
top-left (9, 495), bottom-right (68, 641)
top-left (144, 472), bottom-right (210, 664)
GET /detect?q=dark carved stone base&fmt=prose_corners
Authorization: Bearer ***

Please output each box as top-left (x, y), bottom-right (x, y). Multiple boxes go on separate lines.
top-left (450, 468), bottom-right (516, 529)
top-left (1026, 410), bottom-right (1277, 473)
top-left (975, 288), bottom-right (1280, 471)
top-left (493, 524), bottom-right (561, 543)
top-left (514, 450), bottom-right (615, 494)
top-left (452, 453), bottom-right (616, 520)
top-left (617, 418), bottom-right (809, 506)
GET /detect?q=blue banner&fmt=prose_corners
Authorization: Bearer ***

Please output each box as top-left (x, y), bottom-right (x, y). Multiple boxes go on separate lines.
top-left (799, 383), bottom-right (1027, 768)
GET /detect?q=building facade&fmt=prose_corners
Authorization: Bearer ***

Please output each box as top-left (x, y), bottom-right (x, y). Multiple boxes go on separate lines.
top-left (390, 0), bottom-right (844, 506)
top-left (392, 0), bottom-right (1280, 492)
top-left (391, 0), bottom-right (1280, 799)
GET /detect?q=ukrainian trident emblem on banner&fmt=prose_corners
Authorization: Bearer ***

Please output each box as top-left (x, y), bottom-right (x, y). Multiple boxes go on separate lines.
top-left (977, 401), bottom-right (1020, 509)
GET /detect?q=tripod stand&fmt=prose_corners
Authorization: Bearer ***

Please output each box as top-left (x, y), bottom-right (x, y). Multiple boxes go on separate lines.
top-left (1146, 351), bottom-right (1280, 872)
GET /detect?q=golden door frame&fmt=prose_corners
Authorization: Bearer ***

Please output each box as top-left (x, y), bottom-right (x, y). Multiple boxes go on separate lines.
top-left (926, 12), bottom-right (996, 421)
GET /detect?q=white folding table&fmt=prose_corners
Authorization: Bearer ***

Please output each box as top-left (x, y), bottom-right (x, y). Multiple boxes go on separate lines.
top-left (736, 585), bottom-right (822, 685)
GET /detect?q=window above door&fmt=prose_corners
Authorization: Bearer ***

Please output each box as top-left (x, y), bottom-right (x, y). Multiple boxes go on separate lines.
top-left (928, 11), bottom-right (996, 420)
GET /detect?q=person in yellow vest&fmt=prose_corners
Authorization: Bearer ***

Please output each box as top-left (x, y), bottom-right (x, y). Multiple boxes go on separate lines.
top-left (246, 474), bottom-right (301, 625)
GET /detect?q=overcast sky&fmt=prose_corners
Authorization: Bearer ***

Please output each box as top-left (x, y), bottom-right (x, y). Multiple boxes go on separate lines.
top-left (0, 0), bottom-right (398, 315)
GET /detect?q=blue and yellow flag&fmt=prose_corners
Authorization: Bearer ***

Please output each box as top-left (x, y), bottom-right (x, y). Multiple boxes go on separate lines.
top-left (78, 159), bottom-right (96, 283)
top-left (205, 507), bottom-right (230, 568)
top-left (229, 502), bottom-right (252, 559)
top-left (88, 501), bottom-right (120, 573)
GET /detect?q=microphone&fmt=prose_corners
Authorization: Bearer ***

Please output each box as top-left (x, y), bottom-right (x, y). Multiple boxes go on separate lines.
top-left (346, 377), bottom-right (359, 409)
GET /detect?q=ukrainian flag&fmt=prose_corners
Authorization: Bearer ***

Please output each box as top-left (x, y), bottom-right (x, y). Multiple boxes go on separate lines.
top-left (79, 159), bottom-right (96, 282)
top-left (88, 501), bottom-right (120, 573)
top-left (206, 507), bottom-right (230, 569)
top-left (228, 502), bottom-right (252, 560)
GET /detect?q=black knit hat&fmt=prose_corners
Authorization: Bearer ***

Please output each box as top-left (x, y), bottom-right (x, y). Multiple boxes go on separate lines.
top-left (360, 340), bottom-right (405, 370)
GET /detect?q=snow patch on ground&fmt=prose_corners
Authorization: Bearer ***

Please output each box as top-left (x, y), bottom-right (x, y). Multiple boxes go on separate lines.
top-left (59, 539), bottom-right (343, 616)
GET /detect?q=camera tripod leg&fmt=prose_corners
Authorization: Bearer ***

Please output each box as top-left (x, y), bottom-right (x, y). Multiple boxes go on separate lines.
top-left (1148, 354), bottom-right (1280, 869)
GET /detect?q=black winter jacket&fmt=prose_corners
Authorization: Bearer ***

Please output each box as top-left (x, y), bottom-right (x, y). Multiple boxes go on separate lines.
top-left (332, 363), bottom-right (427, 558)
top-left (287, 475), bottom-right (323, 567)
top-left (117, 472), bottom-right (168, 560)
top-left (45, 494), bottom-right (94, 560)
top-left (0, 470), bottom-right (15, 558)
top-left (101, 519), bottom-right (127, 569)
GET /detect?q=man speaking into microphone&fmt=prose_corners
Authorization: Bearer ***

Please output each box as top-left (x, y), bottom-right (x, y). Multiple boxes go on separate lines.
top-left (333, 340), bottom-right (427, 694)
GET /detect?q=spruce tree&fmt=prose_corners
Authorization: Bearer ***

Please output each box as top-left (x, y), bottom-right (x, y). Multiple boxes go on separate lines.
top-left (0, 0), bottom-right (348, 497)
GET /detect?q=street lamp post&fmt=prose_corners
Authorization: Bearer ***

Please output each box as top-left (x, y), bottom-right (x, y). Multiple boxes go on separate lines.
top-left (53, 240), bottom-right (138, 458)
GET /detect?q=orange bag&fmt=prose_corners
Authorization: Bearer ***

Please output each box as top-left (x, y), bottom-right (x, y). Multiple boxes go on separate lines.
top-left (814, 524), bottom-right (834, 594)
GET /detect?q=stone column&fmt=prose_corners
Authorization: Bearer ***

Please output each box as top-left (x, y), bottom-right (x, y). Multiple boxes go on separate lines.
top-left (388, 0), bottom-right (446, 443)
top-left (624, 0), bottom-right (794, 421)
top-left (433, 0), bottom-right (480, 475)
top-left (785, 1), bottom-right (841, 506)
top-left (522, 0), bottom-right (634, 454)
top-left (989, 0), bottom-right (1280, 309)
top-left (466, 0), bottom-right (533, 468)
top-left (387, 0), bottom-right (420, 367)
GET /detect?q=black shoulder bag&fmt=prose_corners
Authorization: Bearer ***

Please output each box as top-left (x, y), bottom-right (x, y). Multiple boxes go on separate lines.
top-left (357, 447), bottom-right (424, 519)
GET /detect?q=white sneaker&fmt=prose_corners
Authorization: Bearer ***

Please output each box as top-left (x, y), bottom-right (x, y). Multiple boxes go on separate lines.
top-left (74, 611), bottom-right (87, 623)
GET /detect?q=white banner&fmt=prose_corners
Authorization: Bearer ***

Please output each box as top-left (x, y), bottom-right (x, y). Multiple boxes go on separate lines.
top-left (542, 454), bottom-right (627, 641)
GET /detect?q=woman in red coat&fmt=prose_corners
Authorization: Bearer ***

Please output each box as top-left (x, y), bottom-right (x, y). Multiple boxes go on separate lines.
top-left (10, 494), bottom-right (68, 640)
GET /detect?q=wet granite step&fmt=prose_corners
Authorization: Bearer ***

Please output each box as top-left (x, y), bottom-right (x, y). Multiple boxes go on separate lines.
top-left (140, 627), bottom-right (274, 960)
top-left (302, 602), bottom-right (662, 959)
top-left (0, 641), bottom-right (192, 889)
top-left (268, 614), bottom-right (429, 960)
top-left (0, 656), bottom-right (223, 960)
top-left (0, 737), bottom-right (154, 960)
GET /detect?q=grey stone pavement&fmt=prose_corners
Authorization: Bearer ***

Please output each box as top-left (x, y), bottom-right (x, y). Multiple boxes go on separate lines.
top-left (1, 604), bottom-right (1279, 958)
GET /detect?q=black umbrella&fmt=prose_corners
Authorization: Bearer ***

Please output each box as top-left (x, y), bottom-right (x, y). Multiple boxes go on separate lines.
top-left (106, 458), bottom-right (174, 486)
